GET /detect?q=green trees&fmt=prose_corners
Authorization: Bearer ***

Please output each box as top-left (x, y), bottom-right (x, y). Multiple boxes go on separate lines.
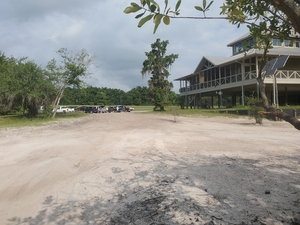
top-left (0, 48), bottom-right (94, 118)
top-left (59, 86), bottom-right (152, 106)
top-left (142, 39), bottom-right (178, 111)
top-left (1, 45), bottom-right (177, 117)
top-left (0, 52), bottom-right (54, 117)
top-left (0, 53), bottom-right (19, 113)
top-left (16, 60), bottom-right (54, 117)
top-left (46, 48), bottom-right (94, 118)
top-left (126, 86), bottom-right (151, 105)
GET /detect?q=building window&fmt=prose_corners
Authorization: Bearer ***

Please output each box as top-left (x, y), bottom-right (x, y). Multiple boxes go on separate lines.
top-left (246, 38), bottom-right (254, 49)
top-left (272, 38), bottom-right (281, 46)
top-left (245, 66), bottom-right (250, 73)
top-left (284, 39), bottom-right (293, 47)
top-left (296, 40), bottom-right (300, 48)
top-left (234, 43), bottom-right (243, 54)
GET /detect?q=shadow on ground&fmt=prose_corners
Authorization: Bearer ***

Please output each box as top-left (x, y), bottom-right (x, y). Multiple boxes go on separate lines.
top-left (7, 153), bottom-right (300, 225)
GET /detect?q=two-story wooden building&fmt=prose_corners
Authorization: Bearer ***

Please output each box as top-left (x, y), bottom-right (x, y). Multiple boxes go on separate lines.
top-left (175, 33), bottom-right (300, 108)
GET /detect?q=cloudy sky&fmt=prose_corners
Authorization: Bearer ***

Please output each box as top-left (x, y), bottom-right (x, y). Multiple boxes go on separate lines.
top-left (0, 0), bottom-right (248, 92)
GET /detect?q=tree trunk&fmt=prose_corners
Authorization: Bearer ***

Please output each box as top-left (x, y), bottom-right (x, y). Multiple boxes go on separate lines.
top-left (261, 110), bottom-right (300, 130)
top-left (258, 75), bottom-right (300, 130)
top-left (254, 42), bottom-right (300, 130)
top-left (272, 0), bottom-right (300, 34)
top-left (51, 85), bottom-right (66, 118)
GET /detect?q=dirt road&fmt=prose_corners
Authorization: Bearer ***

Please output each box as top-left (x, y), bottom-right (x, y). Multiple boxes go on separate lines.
top-left (0, 112), bottom-right (299, 225)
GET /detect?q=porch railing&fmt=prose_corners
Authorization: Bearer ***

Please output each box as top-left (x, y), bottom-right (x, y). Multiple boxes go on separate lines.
top-left (179, 70), bottom-right (300, 93)
top-left (275, 70), bottom-right (300, 79)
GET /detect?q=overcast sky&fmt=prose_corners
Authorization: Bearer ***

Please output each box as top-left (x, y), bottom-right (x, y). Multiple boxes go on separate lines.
top-left (0, 0), bottom-right (248, 92)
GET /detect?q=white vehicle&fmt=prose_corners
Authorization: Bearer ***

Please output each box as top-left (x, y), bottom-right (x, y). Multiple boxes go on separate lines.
top-left (54, 106), bottom-right (69, 113)
top-left (68, 107), bottom-right (75, 112)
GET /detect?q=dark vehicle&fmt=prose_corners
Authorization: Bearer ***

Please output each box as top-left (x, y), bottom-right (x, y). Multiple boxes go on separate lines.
top-left (123, 106), bottom-right (132, 112)
top-left (76, 106), bottom-right (86, 111)
top-left (115, 105), bottom-right (123, 112)
top-left (107, 106), bottom-right (115, 113)
top-left (116, 105), bottom-right (131, 112)
top-left (84, 106), bottom-right (94, 113)
top-left (92, 106), bottom-right (102, 113)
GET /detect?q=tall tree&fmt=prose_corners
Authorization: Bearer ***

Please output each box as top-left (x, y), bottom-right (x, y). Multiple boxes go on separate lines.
top-left (0, 52), bottom-right (54, 116)
top-left (124, 0), bottom-right (300, 130)
top-left (46, 48), bottom-right (94, 118)
top-left (0, 53), bottom-right (19, 113)
top-left (16, 60), bottom-right (54, 117)
top-left (142, 39), bottom-right (178, 111)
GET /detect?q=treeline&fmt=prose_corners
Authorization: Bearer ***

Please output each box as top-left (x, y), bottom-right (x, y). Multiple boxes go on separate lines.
top-left (57, 86), bottom-right (180, 107)
top-left (60, 86), bottom-right (154, 106)
top-left (0, 51), bottom-right (180, 116)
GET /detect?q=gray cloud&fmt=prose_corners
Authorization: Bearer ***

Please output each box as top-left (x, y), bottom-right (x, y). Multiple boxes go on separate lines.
top-left (0, 0), bottom-right (248, 92)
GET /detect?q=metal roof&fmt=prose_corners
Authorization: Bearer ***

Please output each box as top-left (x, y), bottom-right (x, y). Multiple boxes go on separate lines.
top-left (204, 56), bottom-right (229, 65)
top-left (174, 47), bottom-right (300, 81)
top-left (201, 48), bottom-right (300, 67)
top-left (227, 32), bottom-right (251, 46)
top-left (174, 73), bottom-right (194, 81)
top-left (266, 47), bottom-right (300, 56)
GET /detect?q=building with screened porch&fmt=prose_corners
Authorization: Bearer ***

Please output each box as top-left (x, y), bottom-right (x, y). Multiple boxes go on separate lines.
top-left (175, 33), bottom-right (300, 109)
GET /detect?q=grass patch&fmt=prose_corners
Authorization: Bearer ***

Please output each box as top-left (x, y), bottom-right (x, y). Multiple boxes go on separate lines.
top-left (131, 106), bottom-right (246, 118)
top-left (162, 107), bottom-right (244, 118)
top-left (0, 112), bottom-right (86, 129)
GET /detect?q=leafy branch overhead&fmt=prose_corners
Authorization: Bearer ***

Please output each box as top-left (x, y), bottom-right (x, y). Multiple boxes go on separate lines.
top-left (124, 0), bottom-right (215, 33)
top-left (124, 0), bottom-right (300, 37)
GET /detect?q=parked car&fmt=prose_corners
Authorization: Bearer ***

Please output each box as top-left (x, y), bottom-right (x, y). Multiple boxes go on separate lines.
top-left (84, 106), bottom-right (94, 113)
top-left (76, 106), bottom-right (86, 111)
top-left (115, 105), bottom-right (132, 112)
top-left (92, 106), bottom-right (101, 113)
top-left (116, 105), bottom-right (123, 112)
top-left (123, 106), bottom-right (133, 112)
top-left (107, 106), bottom-right (115, 113)
top-left (54, 106), bottom-right (69, 113)
top-left (100, 107), bottom-right (107, 113)
top-left (68, 106), bottom-right (75, 112)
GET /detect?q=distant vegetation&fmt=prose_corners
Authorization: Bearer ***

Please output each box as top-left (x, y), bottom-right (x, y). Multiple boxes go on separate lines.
top-left (60, 86), bottom-right (153, 106)
top-left (0, 50), bottom-right (180, 117)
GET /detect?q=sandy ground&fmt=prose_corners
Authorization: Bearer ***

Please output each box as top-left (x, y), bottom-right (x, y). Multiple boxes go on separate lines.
top-left (0, 112), bottom-right (299, 225)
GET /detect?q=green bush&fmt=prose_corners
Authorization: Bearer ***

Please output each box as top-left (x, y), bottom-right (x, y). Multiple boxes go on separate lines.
top-left (247, 96), bottom-right (264, 124)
